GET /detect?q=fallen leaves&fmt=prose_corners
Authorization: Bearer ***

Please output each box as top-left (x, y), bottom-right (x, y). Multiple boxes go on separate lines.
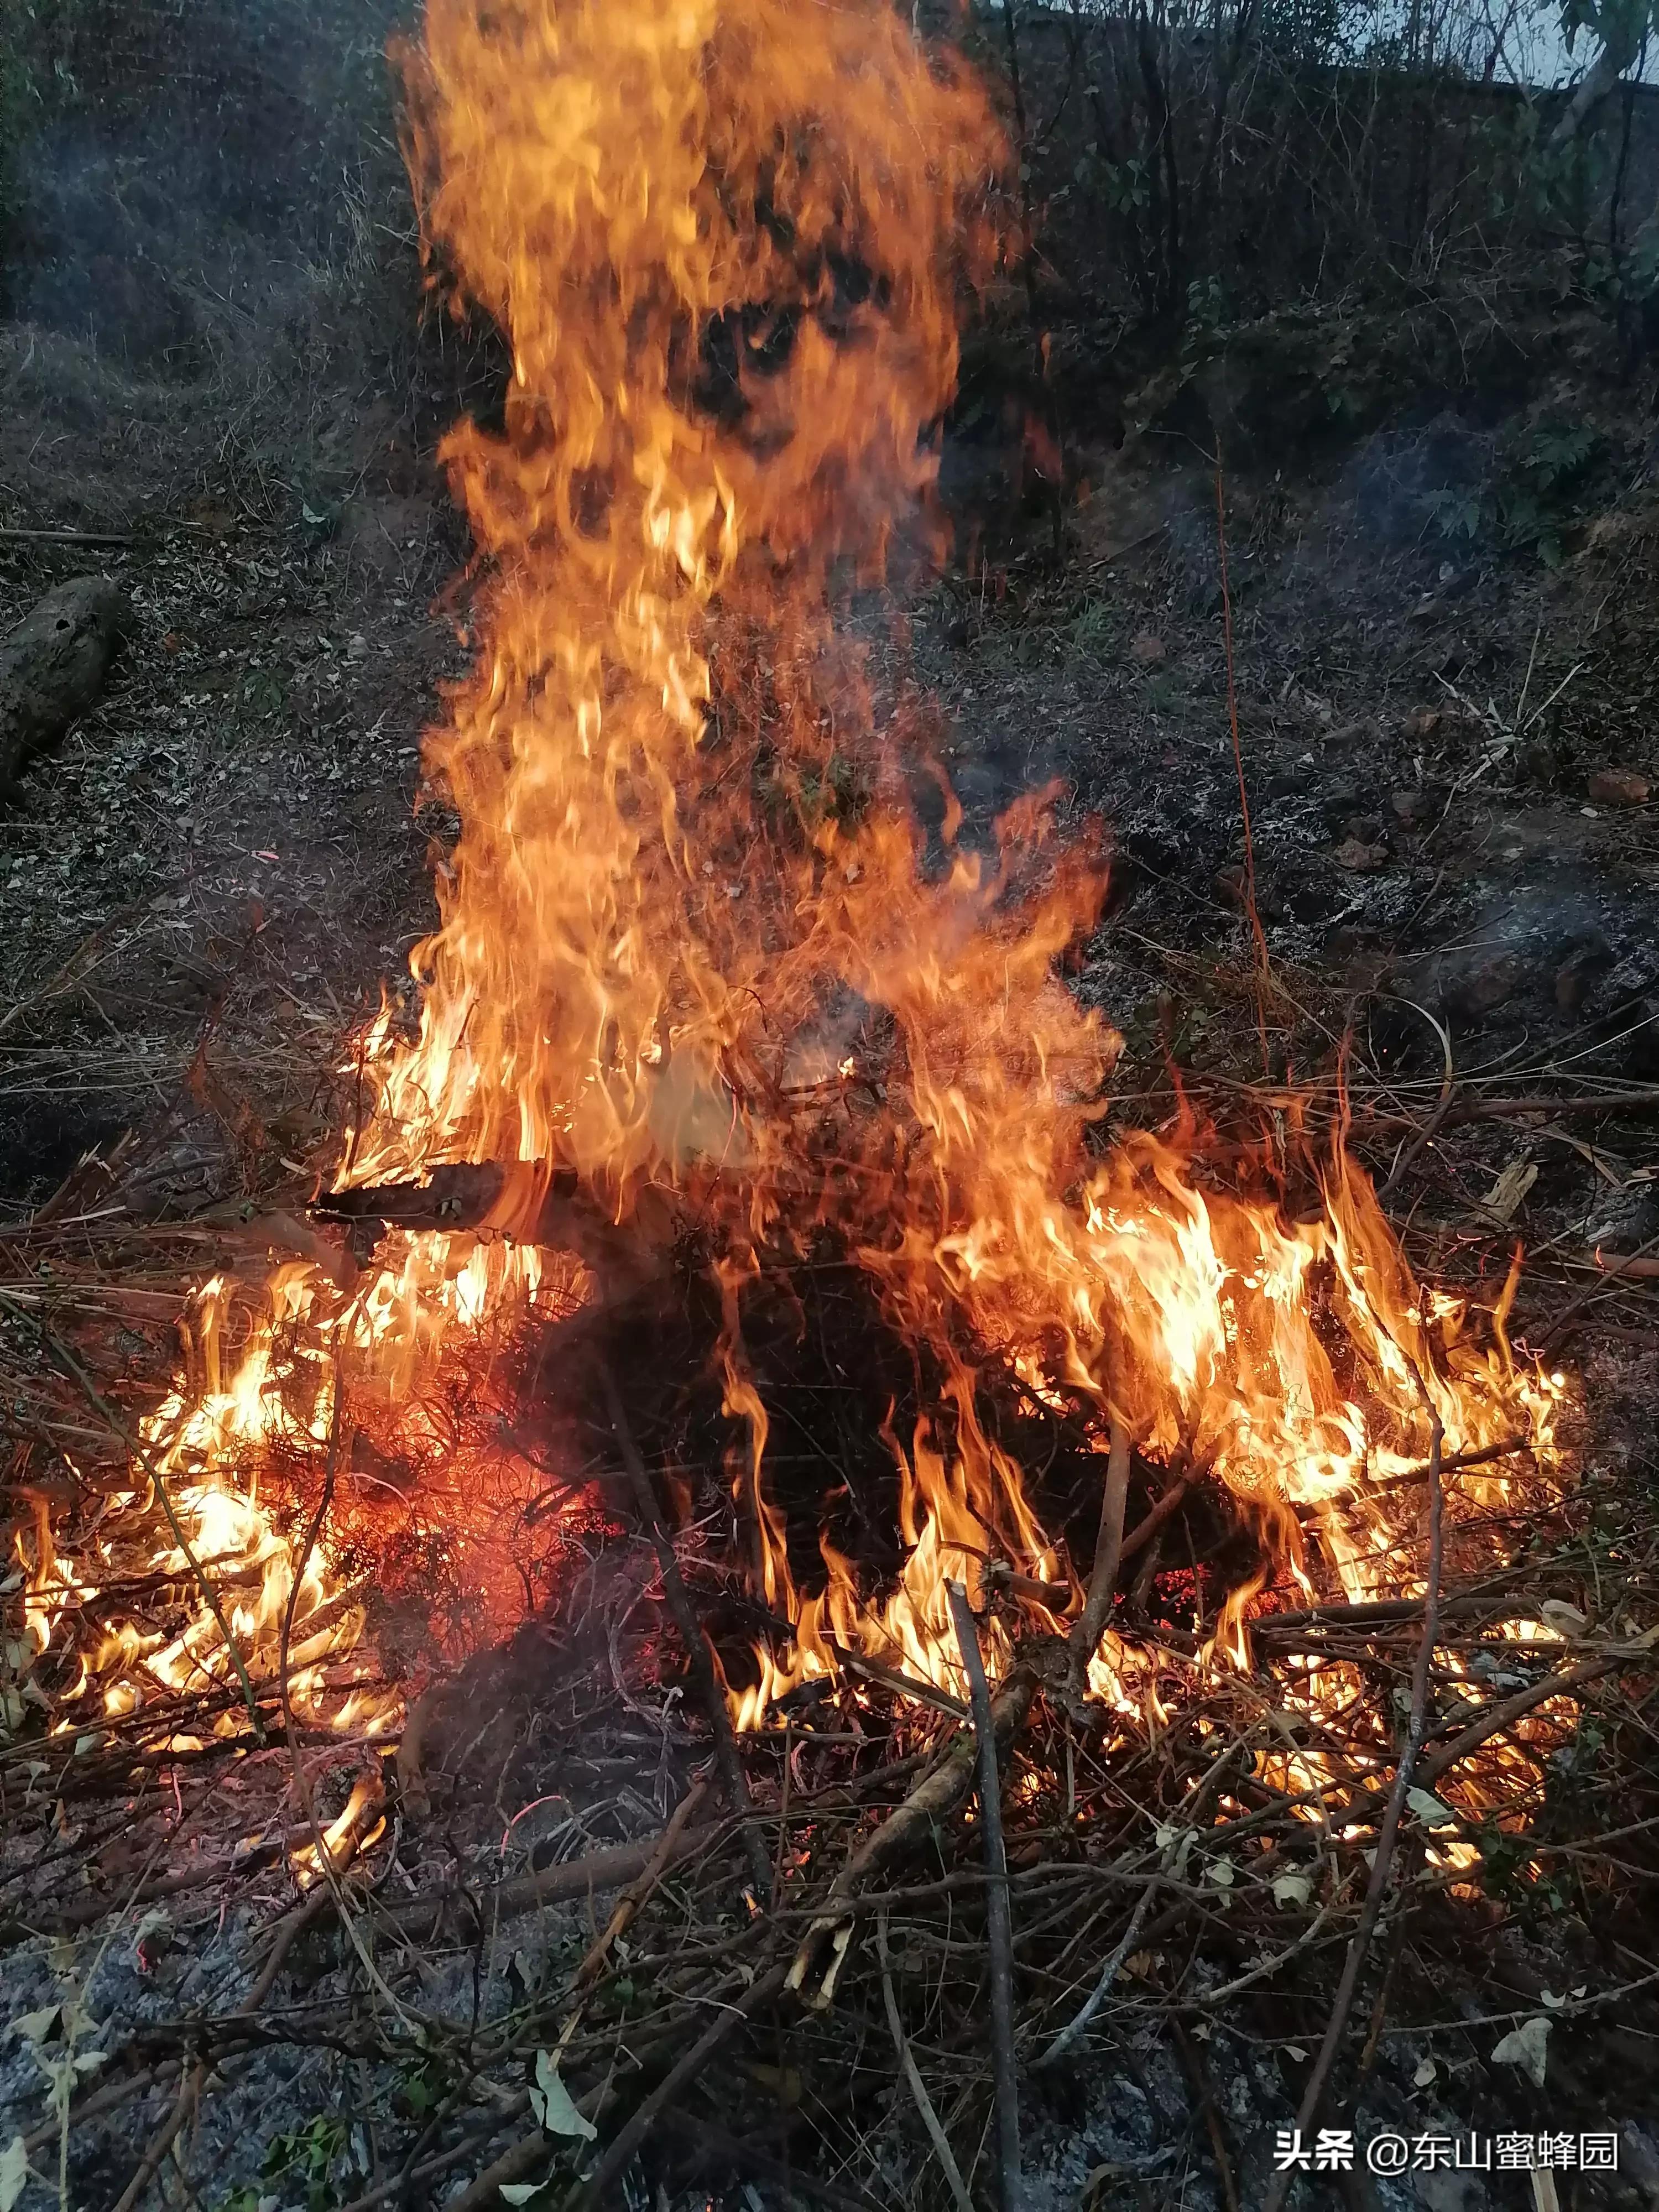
top-left (1491, 2013), bottom-right (1551, 2087)
top-left (529, 2049), bottom-right (596, 2141)
top-left (0, 2135), bottom-right (26, 2212)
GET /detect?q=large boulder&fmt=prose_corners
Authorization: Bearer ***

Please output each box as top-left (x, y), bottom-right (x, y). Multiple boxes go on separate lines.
top-left (0, 575), bottom-right (130, 797)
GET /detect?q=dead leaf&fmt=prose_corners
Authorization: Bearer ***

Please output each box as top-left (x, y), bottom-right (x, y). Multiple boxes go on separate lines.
top-left (0, 2136), bottom-right (25, 2212)
top-left (529, 2050), bottom-right (596, 2141)
top-left (1540, 1601), bottom-right (1588, 1637)
top-left (1491, 2014), bottom-right (1550, 2087)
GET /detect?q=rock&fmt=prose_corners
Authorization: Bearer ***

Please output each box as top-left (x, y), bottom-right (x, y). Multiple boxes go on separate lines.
top-left (1553, 930), bottom-right (1614, 1014)
top-left (0, 576), bottom-right (130, 797)
top-left (1587, 765), bottom-right (1651, 807)
top-left (1332, 836), bottom-right (1389, 872)
top-left (1447, 950), bottom-right (1528, 1016)
top-left (1390, 788), bottom-right (1429, 825)
top-left (1128, 632), bottom-right (1166, 666)
top-left (1518, 734), bottom-right (1568, 786)
top-left (1583, 955), bottom-right (1659, 1077)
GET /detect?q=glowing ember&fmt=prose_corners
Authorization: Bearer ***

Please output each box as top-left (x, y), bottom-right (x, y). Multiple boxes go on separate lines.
top-left (15, 0), bottom-right (1571, 1772)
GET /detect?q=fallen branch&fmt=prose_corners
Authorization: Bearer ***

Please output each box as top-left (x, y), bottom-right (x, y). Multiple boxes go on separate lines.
top-left (0, 526), bottom-right (137, 545)
top-left (1585, 1249), bottom-right (1659, 1279)
top-left (878, 1908), bottom-right (975, 2212)
top-left (573, 1773), bottom-right (711, 1990)
top-left (787, 1665), bottom-right (1037, 1995)
top-left (380, 1822), bottom-right (723, 1943)
top-left (567, 1960), bottom-right (791, 2212)
top-left (948, 1579), bottom-right (1023, 2212)
top-left (1119, 1467), bottom-right (1192, 1565)
top-left (659, 2108), bottom-right (884, 2212)
top-left (1415, 1653), bottom-right (1623, 1792)
top-left (833, 1640), bottom-right (969, 1721)
top-left (1264, 1411), bottom-right (1444, 2212)
top-left (599, 1357), bottom-right (775, 1905)
top-left (1067, 1413), bottom-right (1131, 1703)
top-left (110, 2060), bottom-right (202, 2212)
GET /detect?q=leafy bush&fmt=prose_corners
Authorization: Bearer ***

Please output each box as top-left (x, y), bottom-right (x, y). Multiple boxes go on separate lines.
top-left (1422, 418), bottom-right (1604, 565)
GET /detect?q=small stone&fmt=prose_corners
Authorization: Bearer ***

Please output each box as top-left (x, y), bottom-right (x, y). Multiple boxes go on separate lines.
top-left (1452, 951), bottom-right (1527, 1015)
top-left (1129, 632), bottom-right (1166, 666)
top-left (1402, 707), bottom-right (1442, 739)
top-left (1554, 933), bottom-right (1612, 1012)
top-left (1390, 788), bottom-right (1427, 825)
top-left (1332, 837), bottom-right (1389, 873)
top-left (1587, 766), bottom-right (1650, 807)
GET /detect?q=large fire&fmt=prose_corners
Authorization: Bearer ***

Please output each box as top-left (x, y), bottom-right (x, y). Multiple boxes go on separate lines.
top-left (13, 0), bottom-right (1568, 1796)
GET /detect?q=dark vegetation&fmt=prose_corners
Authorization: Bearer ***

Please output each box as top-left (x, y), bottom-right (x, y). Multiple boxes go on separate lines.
top-left (3, 2), bottom-right (1659, 2210)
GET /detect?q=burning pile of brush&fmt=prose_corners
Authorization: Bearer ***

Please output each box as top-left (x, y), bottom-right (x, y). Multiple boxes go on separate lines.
top-left (8, 0), bottom-right (1577, 1896)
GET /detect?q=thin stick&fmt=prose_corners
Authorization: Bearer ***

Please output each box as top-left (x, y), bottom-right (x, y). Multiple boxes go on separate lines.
top-left (1119, 1468), bottom-right (1190, 1565)
top-left (947, 1580), bottom-right (1023, 2212)
top-left (1262, 1412), bottom-right (1444, 2212)
top-left (572, 1773), bottom-right (711, 1990)
top-left (238, 1887), bottom-right (333, 2017)
top-left (879, 1909), bottom-right (976, 2212)
top-left (598, 1358), bottom-right (774, 1904)
top-left (0, 526), bottom-right (137, 545)
top-left (331, 2124), bottom-right (512, 2212)
top-left (446, 2127), bottom-right (554, 2212)
top-left (1036, 1873), bottom-right (1160, 2064)
top-left (787, 1668), bottom-right (1036, 1992)
top-left (1068, 1413), bottom-right (1131, 1700)
top-left (566, 1960), bottom-right (790, 2212)
top-left (1173, 2017), bottom-right (1241, 2212)
top-left (15, 1307), bottom-right (265, 1740)
top-left (833, 1641), bottom-right (969, 1721)
top-left (1415, 1654), bottom-right (1620, 1792)
top-left (1541, 1227), bottom-right (1659, 1349)
top-left (658, 2109), bottom-right (881, 2212)
top-left (1377, 1001), bottom-right (1455, 1199)
top-left (109, 2061), bottom-right (202, 2212)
